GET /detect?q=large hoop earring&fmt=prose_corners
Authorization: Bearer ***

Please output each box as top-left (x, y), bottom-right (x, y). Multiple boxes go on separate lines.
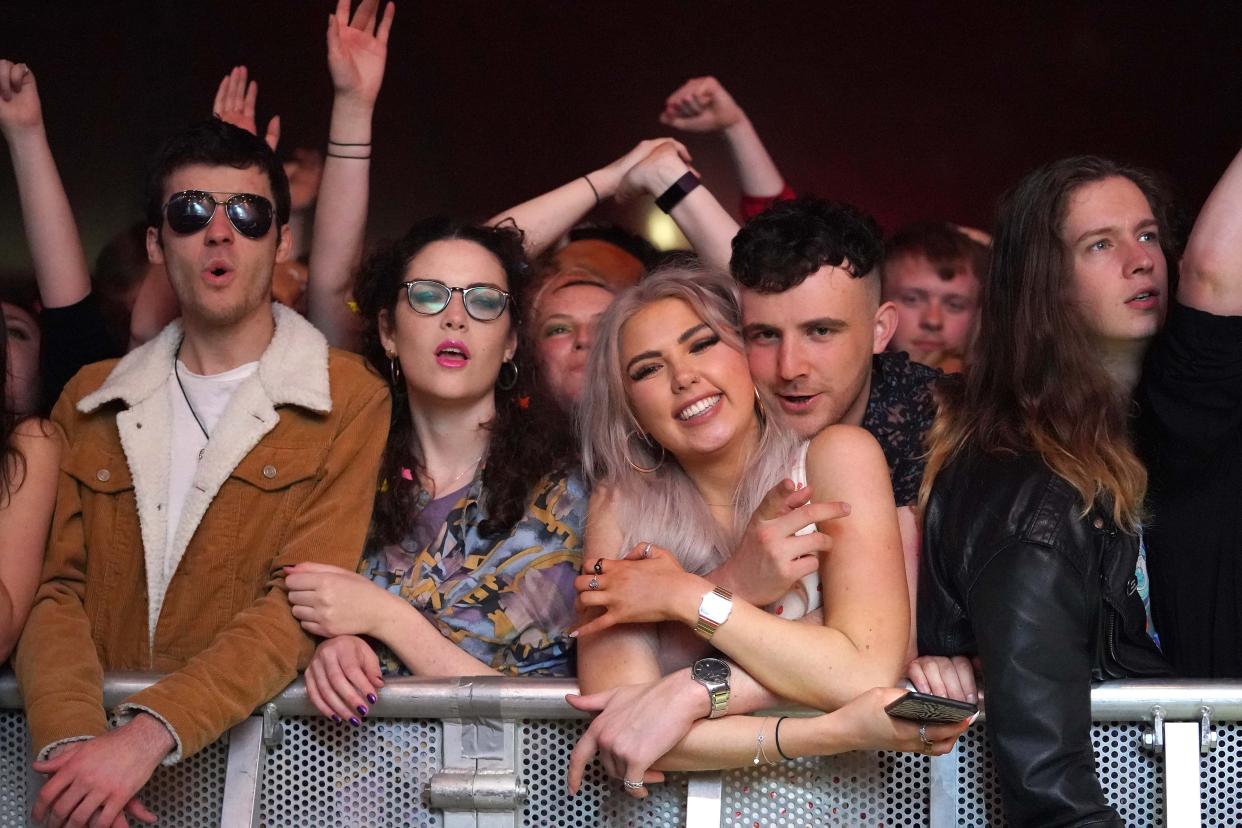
top-left (388, 355), bottom-right (402, 387)
top-left (624, 430), bottom-right (666, 474)
top-left (497, 360), bottom-right (519, 391)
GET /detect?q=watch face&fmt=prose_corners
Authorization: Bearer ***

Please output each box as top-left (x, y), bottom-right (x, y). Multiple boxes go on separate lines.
top-left (693, 658), bottom-right (730, 684)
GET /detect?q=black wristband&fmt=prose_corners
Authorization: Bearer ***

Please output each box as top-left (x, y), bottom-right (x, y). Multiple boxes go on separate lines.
top-left (654, 171), bottom-right (701, 214)
top-left (774, 716), bottom-right (792, 760)
top-left (328, 139), bottom-right (372, 146)
top-left (326, 151), bottom-right (371, 159)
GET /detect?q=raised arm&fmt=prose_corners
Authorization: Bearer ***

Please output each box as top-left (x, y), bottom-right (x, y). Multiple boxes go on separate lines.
top-left (307, 0), bottom-right (394, 350)
top-left (616, 143), bottom-right (740, 273)
top-left (487, 138), bottom-right (687, 258)
top-left (1179, 143), bottom-right (1242, 315)
top-left (659, 76), bottom-right (788, 201)
top-left (0, 61), bottom-right (91, 309)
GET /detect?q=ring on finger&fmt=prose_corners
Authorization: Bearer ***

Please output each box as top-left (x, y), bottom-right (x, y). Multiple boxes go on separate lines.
top-left (919, 723), bottom-right (933, 746)
top-left (594, 559), bottom-right (604, 575)
top-left (588, 577), bottom-right (600, 591)
top-left (641, 542), bottom-right (653, 559)
top-left (623, 779), bottom-right (645, 791)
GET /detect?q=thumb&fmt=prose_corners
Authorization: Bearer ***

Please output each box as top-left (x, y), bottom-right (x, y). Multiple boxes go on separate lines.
top-left (125, 797), bottom-right (158, 824)
top-left (755, 478), bottom-right (797, 521)
top-left (265, 115), bottom-right (281, 151)
top-left (286, 561), bottom-right (341, 574)
top-left (564, 691), bottom-right (612, 712)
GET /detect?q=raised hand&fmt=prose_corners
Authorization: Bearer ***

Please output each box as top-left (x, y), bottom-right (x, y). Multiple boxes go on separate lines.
top-left (211, 65), bottom-right (280, 150)
top-left (614, 140), bottom-right (697, 203)
top-left (327, 0), bottom-right (396, 106)
top-left (591, 137), bottom-right (692, 201)
top-left (659, 76), bottom-right (745, 134)
top-left (0, 60), bottom-right (43, 137)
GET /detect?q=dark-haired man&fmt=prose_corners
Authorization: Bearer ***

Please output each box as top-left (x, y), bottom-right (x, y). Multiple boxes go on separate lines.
top-left (14, 119), bottom-right (389, 826)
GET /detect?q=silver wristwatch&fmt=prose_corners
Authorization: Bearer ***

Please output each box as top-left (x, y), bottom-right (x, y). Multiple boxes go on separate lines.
top-left (691, 657), bottom-right (731, 719)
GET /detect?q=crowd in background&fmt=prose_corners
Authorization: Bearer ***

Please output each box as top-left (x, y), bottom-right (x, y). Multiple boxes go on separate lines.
top-left (1, 2), bottom-right (1241, 827)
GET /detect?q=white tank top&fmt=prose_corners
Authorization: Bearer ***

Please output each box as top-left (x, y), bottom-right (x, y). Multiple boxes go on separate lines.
top-left (767, 442), bottom-right (822, 619)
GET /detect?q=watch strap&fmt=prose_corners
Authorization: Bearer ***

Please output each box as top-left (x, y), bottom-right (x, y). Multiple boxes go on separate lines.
top-left (694, 586), bottom-right (734, 639)
top-left (654, 171), bottom-right (701, 214)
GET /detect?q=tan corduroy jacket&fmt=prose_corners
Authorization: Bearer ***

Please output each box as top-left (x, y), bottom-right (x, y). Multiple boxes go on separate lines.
top-left (14, 304), bottom-right (390, 762)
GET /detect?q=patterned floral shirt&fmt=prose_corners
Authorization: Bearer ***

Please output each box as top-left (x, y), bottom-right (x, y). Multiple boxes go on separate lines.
top-left (862, 352), bottom-right (941, 506)
top-left (359, 473), bottom-right (587, 677)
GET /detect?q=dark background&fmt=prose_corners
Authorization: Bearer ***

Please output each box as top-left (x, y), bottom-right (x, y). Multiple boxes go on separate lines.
top-left (2, 1), bottom-right (1241, 279)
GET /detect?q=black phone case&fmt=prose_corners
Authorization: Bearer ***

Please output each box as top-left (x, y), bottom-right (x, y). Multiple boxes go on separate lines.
top-left (884, 692), bottom-right (977, 723)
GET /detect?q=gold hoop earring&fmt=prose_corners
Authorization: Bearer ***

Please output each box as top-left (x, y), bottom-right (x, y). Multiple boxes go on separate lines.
top-left (624, 430), bottom-right (665, 474)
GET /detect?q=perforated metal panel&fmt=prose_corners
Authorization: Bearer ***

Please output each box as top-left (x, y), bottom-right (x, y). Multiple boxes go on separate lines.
top-left (0, 709), bottom-right (31, 828)
top-left (720, 749), bottom-right (928, 826)
top-left (140, 738), bottom-right (229, 826)
top-left (259, 716), bottom-right (442, 828)
top-left (518, 719), bottom-right (688, 827)
top-left (953, 720), bottom-right (1165, 826)
top-left (1202, 722), bottom-right (1242, 827)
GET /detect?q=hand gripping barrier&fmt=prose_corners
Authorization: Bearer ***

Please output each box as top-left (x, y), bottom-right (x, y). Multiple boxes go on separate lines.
top-left (2, 672), bottom-right (1240, 827)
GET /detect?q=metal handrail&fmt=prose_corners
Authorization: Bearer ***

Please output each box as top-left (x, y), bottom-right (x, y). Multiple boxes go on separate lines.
top-left (2, 670), bottom-right (1240, 720)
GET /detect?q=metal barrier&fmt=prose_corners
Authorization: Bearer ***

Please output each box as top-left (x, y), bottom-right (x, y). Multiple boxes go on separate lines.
top-left (1, 672), bottom-right (1239, 827)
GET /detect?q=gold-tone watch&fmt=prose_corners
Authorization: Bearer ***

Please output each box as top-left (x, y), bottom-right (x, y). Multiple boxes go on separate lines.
top-left (694, 586), bottom-right (734, 639)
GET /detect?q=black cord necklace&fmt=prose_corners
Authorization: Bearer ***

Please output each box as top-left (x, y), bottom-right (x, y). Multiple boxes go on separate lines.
top-left (174, 344), bottom-right (210, 462)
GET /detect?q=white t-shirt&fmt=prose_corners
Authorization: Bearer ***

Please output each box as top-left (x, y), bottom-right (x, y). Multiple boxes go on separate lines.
top-left (165, 359), bottom-right (258, 568)
top-left (769, 441), bottom-right (821, 620)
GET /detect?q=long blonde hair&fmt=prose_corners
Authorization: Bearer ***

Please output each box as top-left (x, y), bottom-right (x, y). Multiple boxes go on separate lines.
top-left (578, 265), bottom-right (801, 572)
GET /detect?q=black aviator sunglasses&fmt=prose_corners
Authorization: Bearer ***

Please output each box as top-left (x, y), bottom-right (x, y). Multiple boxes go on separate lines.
top-left (162, 190), bottom-right (275, 239)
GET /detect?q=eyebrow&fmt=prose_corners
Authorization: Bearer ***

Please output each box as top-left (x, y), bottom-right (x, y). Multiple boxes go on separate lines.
top-left (1074, 217), bottom-right (1159, 245)
top-left (625, 323), bottom-right (710, 371)
top-left (802, 317), bottom-right (848, 331)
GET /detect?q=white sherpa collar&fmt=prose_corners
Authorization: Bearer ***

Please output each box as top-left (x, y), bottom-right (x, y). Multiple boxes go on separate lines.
top-left (78, 303), bottom-right (333, 415)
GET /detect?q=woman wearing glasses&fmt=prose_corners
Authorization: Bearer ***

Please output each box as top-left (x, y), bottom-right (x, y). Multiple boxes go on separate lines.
top-left (285, 216), bottom-right (585, 724)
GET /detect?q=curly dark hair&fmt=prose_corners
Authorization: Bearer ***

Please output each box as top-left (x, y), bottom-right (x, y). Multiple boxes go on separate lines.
top-left (144, 119), bottom-right (291, 242)
top-left (730, 196), bottom-right (884, 293)
top-left (353, 217), bottom-right (578, 543)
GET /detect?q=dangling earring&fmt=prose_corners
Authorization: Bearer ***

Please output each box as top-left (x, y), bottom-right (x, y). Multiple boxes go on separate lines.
top-left (497, 360), bottom-right (519, 391)
top-left (387, 353), bottom-right (402, 387)
top-left (753, 386), bottom-right (769, 425)
top-left (624, 430), bottom-right (666, 474)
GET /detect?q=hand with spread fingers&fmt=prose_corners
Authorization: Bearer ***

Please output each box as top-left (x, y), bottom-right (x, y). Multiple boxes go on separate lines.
top-left (304, 635), bottom-right (385, 726)
top-left (327, 0), bottom-right (395, 107)
top-left (907, 655), bottom-right (983, 707)
top-left (211, 65), bottom-right (280, 150)
top-left (572, 544), bottom-right (701, 639)
top-left (711, 478), bottom-right (850, 606)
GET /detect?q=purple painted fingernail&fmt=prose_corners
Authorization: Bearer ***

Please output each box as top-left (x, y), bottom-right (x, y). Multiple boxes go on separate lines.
top-left (331, 714), bottom-right (342, 724)
top-left (357, 704), bottom-right (368, 716)
top-left (366, 693), bottom-right (377, 704)
top-left (349, 716), bottom-right (361, 727)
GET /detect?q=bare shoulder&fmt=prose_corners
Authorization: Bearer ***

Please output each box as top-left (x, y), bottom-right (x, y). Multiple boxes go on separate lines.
top-left (10, 418), bottom-right (61, 463)
top-left (807, 423), bottom-right (885, 466)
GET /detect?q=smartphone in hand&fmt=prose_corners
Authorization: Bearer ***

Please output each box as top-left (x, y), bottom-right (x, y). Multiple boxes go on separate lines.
top-left (884, 690), bottom-right (978, 723)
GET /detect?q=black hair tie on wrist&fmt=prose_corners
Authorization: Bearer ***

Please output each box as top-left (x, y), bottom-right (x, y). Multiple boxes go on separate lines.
top-left (774, 716), bottom-right (792, 760)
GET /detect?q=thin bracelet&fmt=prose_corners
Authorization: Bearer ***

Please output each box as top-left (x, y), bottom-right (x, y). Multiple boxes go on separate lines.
top-left (582, 174), bottom-right (600, 206)
top-left (328, 139), bottom-right (372, 146)
top-left (774, 716), bottom-right (792, 760)
top-left (752, 717), bottom-right (779, 766)
top-left (326, 151), bottom-right (372, 159)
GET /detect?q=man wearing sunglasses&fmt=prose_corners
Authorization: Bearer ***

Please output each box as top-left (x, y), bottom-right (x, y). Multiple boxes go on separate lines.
top-left (14, 118), bottom-right (390, 827)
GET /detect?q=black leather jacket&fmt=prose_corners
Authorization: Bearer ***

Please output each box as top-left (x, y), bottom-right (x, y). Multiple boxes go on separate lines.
top-left (918, 446), bottom-right (1170, 827)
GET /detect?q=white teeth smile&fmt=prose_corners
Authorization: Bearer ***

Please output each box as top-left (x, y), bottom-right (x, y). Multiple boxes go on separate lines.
top-left (1129, 292), bottom-right (1153, 301)
top-left (678, 395), bottom-right (721, 421)
top-left (438, 348), bottom-right (465, 357)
